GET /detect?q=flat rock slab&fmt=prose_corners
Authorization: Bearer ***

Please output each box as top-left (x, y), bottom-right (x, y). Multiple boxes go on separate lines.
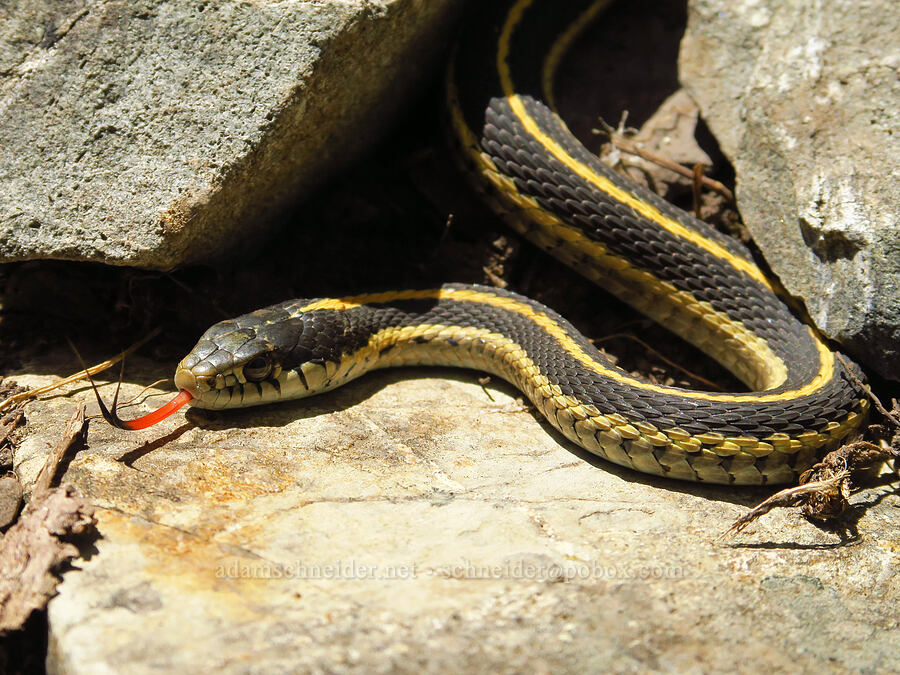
top-left (11, 353), bottom-right (900, 673)
top-left (0, 0), bottom-right (459, 269)
top-left (680, 0), bottom-right (900, 380)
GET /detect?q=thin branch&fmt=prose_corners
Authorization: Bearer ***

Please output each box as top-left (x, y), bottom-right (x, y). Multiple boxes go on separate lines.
top-left (0, 326), bottom-right (162, 413)
top-left (691, 163), bottom-right (705, 219)
top-left (593, 118), bottom-right (735, 201)
top-left (591, 332), bottom-right (724, 391)
top-left (836, 353), bottom-right (900, 428)
top-left (721, 470), bottom-right (850, 538)
top-left (119, 379), bottom-right (172, 408)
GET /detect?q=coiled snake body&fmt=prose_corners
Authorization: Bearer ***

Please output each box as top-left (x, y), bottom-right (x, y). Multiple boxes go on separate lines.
top-left (167, 0), bottom-right (867, 485)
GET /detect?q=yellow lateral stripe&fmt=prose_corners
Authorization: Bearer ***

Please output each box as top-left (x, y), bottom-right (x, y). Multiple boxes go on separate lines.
top-left (499, 0), bottom-right (774, 291)
top-left (445, 63), bottom-right (484, 160)
top-left (540, 0), bottom-right (613, 112)
top-left (298, 288), bottom-right (835, 403)
top-left (365, 321), bottom-right (863, 461)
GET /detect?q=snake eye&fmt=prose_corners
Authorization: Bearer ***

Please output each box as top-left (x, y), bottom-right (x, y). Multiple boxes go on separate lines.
top-left (243, 356), bottom-right (272, 382)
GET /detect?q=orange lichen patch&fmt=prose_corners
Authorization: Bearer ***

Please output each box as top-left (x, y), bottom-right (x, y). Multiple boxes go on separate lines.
top-left (174, 454), bottom-right (292, 505)
top-left (94, 509), bottom-right (285, 618)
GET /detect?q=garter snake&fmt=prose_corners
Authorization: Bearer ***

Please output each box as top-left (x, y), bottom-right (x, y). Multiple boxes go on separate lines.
top-left (127, 0), bottom-right (868, 485)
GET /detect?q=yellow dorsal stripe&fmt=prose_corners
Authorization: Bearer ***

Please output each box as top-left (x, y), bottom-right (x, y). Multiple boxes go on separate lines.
top-left (540, 0), bottom-right (613, 112)
top-left (447, 72), bottom-right (796, 392)
top-left (298, 288), bottom-right (835, 404)
top-left (499, 0), bottom-right (773, 291)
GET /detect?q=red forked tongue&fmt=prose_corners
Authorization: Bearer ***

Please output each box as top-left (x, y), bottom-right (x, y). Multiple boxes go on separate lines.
top-left (117, 389), bottom-right (194, 430)
top-left (94, 387), bottom-right (193, 431)
top-left (72, 341), bottom-right (195, 431)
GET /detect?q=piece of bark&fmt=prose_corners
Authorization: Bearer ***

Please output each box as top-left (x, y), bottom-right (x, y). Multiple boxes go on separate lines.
top-left (0, 407), bottom-right (95, 634)
top-left (0, 476), bottom-right (23, 530)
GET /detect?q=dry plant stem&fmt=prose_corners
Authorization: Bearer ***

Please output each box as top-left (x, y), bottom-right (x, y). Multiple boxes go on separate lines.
top-left (723, 367), bottom-right (900, 537)
top-left (0, 325), bottom-right (163, 413)
top-left (594, 118), bottom-right (735, 201)
top-left (837, 353), bottom-right (900, 427)
top-left (721, 470), bottom-right (851, 537)
top-left (591, 333), bottom-right (723, 391)
top-left (798, 441), bottom-right (898, 520)
top-left (724, 441), bottom-right (898, 537)
top-left (691, 163), bottom-right (705, 219)
top-left (120, 379), bottom-right (172, 408)
top-left (611, 135), bottom-right (734, 201)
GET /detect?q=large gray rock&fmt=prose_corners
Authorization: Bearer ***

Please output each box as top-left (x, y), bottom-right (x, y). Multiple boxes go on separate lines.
top-left (680, 0), bottom-right (900, 380)
top-left (10, 352), bottom-right (900, 673)
top-left (0, 0), bottom-right (459, 269)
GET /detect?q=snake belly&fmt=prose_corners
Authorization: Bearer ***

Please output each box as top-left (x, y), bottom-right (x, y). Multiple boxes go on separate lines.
top-left (173, 0), bottom-right (868, 485)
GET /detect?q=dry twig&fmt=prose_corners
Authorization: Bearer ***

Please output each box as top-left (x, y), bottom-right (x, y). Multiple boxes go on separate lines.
top-left (592, 332), bottom-right (724, 391)
top-left (593, 117), bottom-right (735, 201)
top-left (723, 364), bottom-right (900, 537)
top-left (0, 326), bottom-right (162, 413)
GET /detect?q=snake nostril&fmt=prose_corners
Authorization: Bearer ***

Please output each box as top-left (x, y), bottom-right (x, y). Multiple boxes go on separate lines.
top-left (174, 368), bottom-right (198, 393)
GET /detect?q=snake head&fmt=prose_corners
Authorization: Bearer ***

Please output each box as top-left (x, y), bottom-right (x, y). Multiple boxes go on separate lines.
top-left (174, 301), bottom-right (361, 409)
